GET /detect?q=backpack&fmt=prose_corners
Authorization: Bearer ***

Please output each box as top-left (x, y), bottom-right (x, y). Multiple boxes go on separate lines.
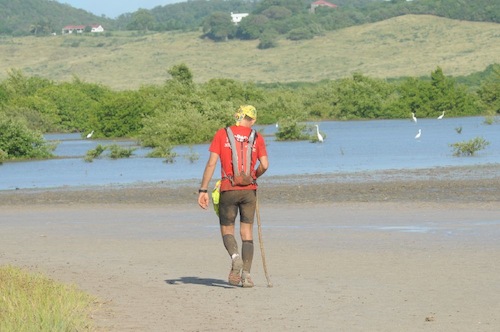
top-left (224, 127), bottom-right (257, 186)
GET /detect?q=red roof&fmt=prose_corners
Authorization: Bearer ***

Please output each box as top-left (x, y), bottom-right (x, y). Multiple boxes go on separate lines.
top-left (312, 0), bottom-right (337, 8)
top-left (63, 24), bottom-right (102, 29)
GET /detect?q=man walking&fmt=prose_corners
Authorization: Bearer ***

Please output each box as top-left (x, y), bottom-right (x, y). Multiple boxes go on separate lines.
top-left (198, 105), bottom-right (269, 288)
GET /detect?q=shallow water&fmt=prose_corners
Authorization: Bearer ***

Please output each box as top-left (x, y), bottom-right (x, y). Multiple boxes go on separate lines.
top-left (1, 116), bottom-right (499, 190)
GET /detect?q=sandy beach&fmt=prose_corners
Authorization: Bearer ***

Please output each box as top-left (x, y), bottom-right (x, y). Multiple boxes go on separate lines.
top-left (1, 165), bottom-right (499, 331)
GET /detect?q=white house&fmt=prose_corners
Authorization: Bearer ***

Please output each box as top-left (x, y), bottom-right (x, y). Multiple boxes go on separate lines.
top-left (62, 24), bottom-right (104, 34)
top-left (230, 12), bottom-right (249, 25)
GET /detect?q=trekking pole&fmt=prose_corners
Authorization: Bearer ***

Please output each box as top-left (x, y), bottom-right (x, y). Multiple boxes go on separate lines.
top-left (256, 193), bottom-right (273, 288)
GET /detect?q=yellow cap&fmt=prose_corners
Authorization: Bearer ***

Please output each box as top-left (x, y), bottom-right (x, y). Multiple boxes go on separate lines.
top-left (237, 105), bottom-right (257, 120)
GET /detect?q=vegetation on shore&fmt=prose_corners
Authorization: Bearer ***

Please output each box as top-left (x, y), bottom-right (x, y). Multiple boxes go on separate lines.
top-left (0, 265), bottom-right (96, 331)
top-left (0, 62), bottom-right (498, 161)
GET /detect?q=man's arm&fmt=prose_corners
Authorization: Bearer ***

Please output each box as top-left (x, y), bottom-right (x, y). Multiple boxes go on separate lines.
top-left (198, 152), bottom-right (219, 209)
top-left (255, 155), bottom-right (269, 178)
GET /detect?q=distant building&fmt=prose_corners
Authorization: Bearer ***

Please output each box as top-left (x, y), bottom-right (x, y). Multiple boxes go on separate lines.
top-left (230, 12), bottom-right (249, 25)
top-left (310, 0), bottom-right (338, 13)
top-left (62, 24), bottom-right (104, 34)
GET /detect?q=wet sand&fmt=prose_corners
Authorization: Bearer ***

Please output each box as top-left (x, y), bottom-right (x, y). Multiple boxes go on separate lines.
top-left (1, 165), bottom-right (499, 331)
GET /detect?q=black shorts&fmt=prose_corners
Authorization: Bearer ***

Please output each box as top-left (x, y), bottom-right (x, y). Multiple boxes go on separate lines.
top-left (218, 190), bottom-right (257, 226)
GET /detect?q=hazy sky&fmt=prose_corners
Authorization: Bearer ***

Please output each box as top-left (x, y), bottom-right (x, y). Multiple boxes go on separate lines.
top-left (56, 0), bottom-right (185, 18)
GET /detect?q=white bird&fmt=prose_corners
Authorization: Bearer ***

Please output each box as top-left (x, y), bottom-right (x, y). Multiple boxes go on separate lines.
top-left (414, 129), bottom-right (421, 139)
top-left (275, 122), bottom-right (279, 128)
top-left (411, 112), bottom-right (417, 123)
top-left (437, 111), bottom-right (445, 120)
top-left (315, 125), bottom-right (324, 143)
top-left (86, 130), bottom-right (94, 139)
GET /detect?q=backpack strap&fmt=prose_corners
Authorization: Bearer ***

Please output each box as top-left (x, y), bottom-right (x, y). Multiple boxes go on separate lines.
top-left (246, 129), bottom-right (256, 175)
top-left (225, 127), bottom-right (239, 176)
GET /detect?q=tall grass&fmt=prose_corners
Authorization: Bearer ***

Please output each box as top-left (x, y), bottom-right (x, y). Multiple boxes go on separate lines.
top-left (0, 265), bottom-right (96, 332)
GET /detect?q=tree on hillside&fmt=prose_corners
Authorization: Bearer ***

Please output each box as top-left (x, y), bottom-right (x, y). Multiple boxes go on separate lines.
top-left (255, 0), bottom-right (307, 15)
top-left (0, 0), bottom-right (114, 36)
top-left (202, 12), bottom-right (236, 41)
top-left (29, 19), bottom-right (54, 35)
top-left (261, 6), bottom-right (293, 20)
top-left (127, 9), bottom-right (155, 31)
top-left (236, 14), bottom-right (270, 40)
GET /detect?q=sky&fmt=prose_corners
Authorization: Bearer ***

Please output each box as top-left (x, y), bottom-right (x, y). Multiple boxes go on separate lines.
top-left (56, 0), bottom-right (185, 18)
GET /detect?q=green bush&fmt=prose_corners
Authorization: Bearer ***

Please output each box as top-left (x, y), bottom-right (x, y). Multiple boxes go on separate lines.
top-left (84, 144), bottom-right (107, 162)
top-left (147, 144), bottom-right (177, 163)
top-left (108, 144), bottom-right (136, 159)
top-left (0, 116), bottom-right (55, 161)
top-left (450, 137), bottom-right (490, 156)
top-left (275, 119), bottom-right (310, 141)
top-left (287, 28), bottom-right (314, 40)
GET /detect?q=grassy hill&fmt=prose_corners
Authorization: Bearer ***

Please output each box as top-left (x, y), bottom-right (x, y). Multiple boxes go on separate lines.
top-left (0, 0), bottom-right (114, 35)
top-left (0, 15), bottom-right (498, 90)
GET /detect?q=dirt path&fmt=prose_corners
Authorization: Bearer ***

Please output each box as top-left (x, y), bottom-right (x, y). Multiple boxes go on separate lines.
top-left (1, 198), bottom-right (499, 331)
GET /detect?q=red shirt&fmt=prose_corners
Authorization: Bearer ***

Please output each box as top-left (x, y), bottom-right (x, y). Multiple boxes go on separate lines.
top-left (209, 125), bottom-right (267, 191)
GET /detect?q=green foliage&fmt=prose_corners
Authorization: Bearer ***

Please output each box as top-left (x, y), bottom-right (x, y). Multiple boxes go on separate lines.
top-left (127, 9), bottom-right (156, 31)
top-left (0, 71), bottom-right (111, 133)
top-left (237, 14), bottom-right (270, 40)
top-left (108, 144), bottom-right (136, 159)
top-left (147, 144), bottom-right (177, 163)
top-left (0, 64), bottom-right (494, 146)
top-left (477, 64), bottom-right (500, 115)
top-left (2, 0), bottom-right (499, 40)
top-left (0, 0), bottom-right (114, 36)
top-left (287, 27), bottom-right (315, 41)
top-left (163, 0), bottom-right (500, 45)
top-left (275, 119), bottom-right (310, 141)
top-left (258, 30), bottom-right (279, 49)
top-left (202, 12), bottom-right (236, 41)
top-left (199, 78), bottom-right (265, 106)
top-left (84, 143), bottom-right (135, 161)
top-left (84, 144), bottom-right (106, 162)
top-left (94, 90), bottom-right (152, 138)
top-left (0, 115), bottom-right (55, 161)
top-left (1, 69), bottom-right (53, 97)
top-left (261, 6), bottom-right (293, 20)
top-left (325, 73), bottom-right (398, 119)
top-left (168, 64), bottom-right (194, 85)
top-left (140, 103), bottom-right (225, 147)
top-left (395, 67), bottom-right (483, 118)
top-left (118, 0), bottom-right (255, 32)
top-left (450, 137), bottom-right (490, 157)
top-left (255, 0), bottom-right (305, 16)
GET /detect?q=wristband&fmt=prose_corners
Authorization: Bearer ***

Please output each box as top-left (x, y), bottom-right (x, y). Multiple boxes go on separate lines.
top-left (198, 189), bottom-right (208, 193)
